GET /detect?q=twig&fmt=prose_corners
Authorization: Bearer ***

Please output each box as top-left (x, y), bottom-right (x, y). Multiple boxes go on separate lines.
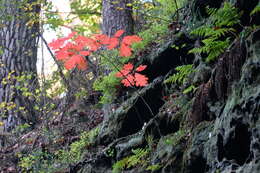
top-left (99, 54), bottom-right (163, 138)
top-left (174, 0), bottom-right (179, 21)
top-left (38, 32), bottom-right (69, 88)
top-left (38, 32), bottom-right (74, 124)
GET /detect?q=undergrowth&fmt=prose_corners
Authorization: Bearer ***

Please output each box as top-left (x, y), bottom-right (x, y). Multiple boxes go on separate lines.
top-left (189, 2), bottom-right (241, 62)
top-left (19, 127), bottom-right (99, 172)
top-left (112, 148), bottom-right (150, 173)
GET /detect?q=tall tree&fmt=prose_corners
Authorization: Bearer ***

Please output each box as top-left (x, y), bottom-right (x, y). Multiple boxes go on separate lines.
top-left (0, 0), bottom-right (39, 142)
top-left (101, 0), bottom-right (134, 117)
top-left (102, 0), bottom-right (134, 36)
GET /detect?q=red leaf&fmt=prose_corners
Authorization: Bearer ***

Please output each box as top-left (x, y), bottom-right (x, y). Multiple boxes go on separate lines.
top-left (107, 37), bottom-right (119, 50)
top-left (114, 30), bottom-right (125, 38)
top-left (56, 49), bottom-right (70, 61)
top-left (123, 63), bottom-right (134, 71)
top-left (77, 57), bottom-right (88, 70)
top-left (94, 34), bottom-right (110, 45)
top-left (115, 63), bottom-right (133, 77)
top-left (80, 51), bottom-right (91, 56)
top-left (64, 55), bottom-right (87, 70)
top-left (135, 65), bottom-right (147, 72)
top-left (75, 35), bottom-right (101, 51)
top-left (134, 73), bottom-right (148, 86)
top-left (64, 55), bottom-right (79, 70)
top-left (64, 42), bottom-right (81, 51)
top-left (115, 63), bottom-right (149, 87)
top-left (121, 74), bottom-right (135, 87)
top-left (122, 35), bottom-right (142, 46)
top-left (48, 37), bottom-right (68, 50)
top-left (120, 43), bottom-right (132, 57)
top-left (67, 32), bottom-right (77, 39)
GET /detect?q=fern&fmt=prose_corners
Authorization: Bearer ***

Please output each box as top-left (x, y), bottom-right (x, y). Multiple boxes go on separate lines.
top-left (183, 85), bottom-right (197, 94)
top-left (250, 2), bottom-right (260, 16)
top-left (189, 2), bottom-right (241, 62)
top-left (112, 148), bottom-right (149, 173)
top-left (93, 71), bottom-right (121, 104)
top-left (164, 64), bottom-right (194, 84)
top-left (211, 3), bottom-right (241, 27)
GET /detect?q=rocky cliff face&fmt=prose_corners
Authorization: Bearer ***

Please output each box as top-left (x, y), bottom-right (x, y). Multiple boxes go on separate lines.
top-left (1, 0), bottom-right (257, 172)
top-left (72, 0), bottom-right (260, 173)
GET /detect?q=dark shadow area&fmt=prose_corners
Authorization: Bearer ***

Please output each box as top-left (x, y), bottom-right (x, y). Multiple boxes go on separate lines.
top-left (224, 123), bottom-right (251, 165)
top-left (118, 34), bottom-right (194, 138)
top-left (188, 155), bottom-right (207, 173)
top-left (217, 133), bottom-right (224, 161)
top-left (159, 114), bottom-right (180, 136)
top-left (118, 82), bottom-right (164, 137)
top-left (193, 0), bottom-right (224, 18)
top-left (235, 0), bottom-right (259, 26)
top-left (143, 34), bottom-right (195, 81)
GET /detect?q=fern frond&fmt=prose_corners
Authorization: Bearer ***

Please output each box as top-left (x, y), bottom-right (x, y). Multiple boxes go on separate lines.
top-left (164, 64), bottom-right (194, 84)
top-left (206, 6), bottom-right (218, 16)
top-left (183, 85), bottom-right (197, 94)
top-left (213, 28), bottom-right (235, 37)
top-left (112, 148), bottom-right (149, 173)
top-left (190, 26), bottom-right (212, 37)
top-left (213, 2), bottom-right (241, 27)
top-left (189, 2), bottom-right (239, 62)
top-left (206, 39), bottom-right (230, 62)
top-left (250, 3), bottom-right (260, 16)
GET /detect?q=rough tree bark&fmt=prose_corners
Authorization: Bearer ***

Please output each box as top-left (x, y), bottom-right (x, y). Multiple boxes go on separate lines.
top-left (0, 0), bottom-right (39, 142)
top-left (102, 0), bottom-right (134, 36)
top-left (101, 0), bottom-right (134, 119)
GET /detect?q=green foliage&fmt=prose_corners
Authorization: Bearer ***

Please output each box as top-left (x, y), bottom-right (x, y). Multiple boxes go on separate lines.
top-left (19, 150), bottom-right (56, 172)
top-left (93, 71), bottom-right (121, 104)
top-left (57, 127), bottom-right (99, 164)
top-left (0, 72), bottom-right (43, 120)
top-left (132, 23), bottom-right (168, 51)
top-left (93, 49), bottom-right (130, 104)
top-left (183, 85), bottom-right (197, 94)
top-left (250, 2), bottom-right (260, 16)
top-left (0, 46), bottom-right (3, 55)
top-left (189, 2), bottom-right (241, 62)
top-left (164, 64), bottom-right (194, 85)
top-left (13, 123), bottom-right (31, 134)
top-left (146, 164), bottom-right (162, 171)
top-left (164, 64), bottom-right (197, 94)
top-left (18, 128), bottom-right (99, 172)
top-left (112, 148), bottom-right (150, 173)
top-left (145, 135), bottom-right (155, 151)
top-left (70, 0), bottom-right (101, 33)
top-left (74, 88), bottom-right (88, 99)
top-left (106, 147), bottom-right (116, 157)
top-left (132, 0), bottom-right (187, 52)
top-left (164, 129), bottom-right (186, 146)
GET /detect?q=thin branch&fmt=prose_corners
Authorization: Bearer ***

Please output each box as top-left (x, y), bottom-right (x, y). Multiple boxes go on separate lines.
top-left (38, 32), bottom-right (69, 87)
top-left (174, 0), bottom-right (179, 21)
top-left (99, 54), bottom-right (155, 117)
top-left (42, 10), bottom-right (101, 16)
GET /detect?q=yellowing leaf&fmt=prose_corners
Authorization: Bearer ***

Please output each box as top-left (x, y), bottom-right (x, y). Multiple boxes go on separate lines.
top-left (0, 121), bottom-right (4, 126)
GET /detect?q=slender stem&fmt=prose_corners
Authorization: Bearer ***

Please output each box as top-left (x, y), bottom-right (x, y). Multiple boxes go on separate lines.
top-left (174, 0), bottom-right (179, 21)
top-left (38, 32), bottom-right (69, 88)
top-left (99, 54), bottom-right (155, 117)
top-left (99, 54), bottom-right (162, 136)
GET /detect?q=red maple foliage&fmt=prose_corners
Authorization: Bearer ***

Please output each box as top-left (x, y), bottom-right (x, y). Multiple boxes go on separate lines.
top-left (115, 63), bottom-right (148, 87)
top-left (49, 30), bottom-right (142, 70)
top-left (49, 30), bottom-right (147, 87)
top-left (120, 35), bottom-right (142, 57)
top-left (114, 30), bottom-right (125, 38)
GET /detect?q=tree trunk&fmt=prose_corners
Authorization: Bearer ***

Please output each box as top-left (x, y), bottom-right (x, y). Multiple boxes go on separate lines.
top-left (101, 0), bottom-right (134, 119)
top-left (102, 0), bottom-right (134, 36)
top-left (0, 0), bottom-right (39, 141)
